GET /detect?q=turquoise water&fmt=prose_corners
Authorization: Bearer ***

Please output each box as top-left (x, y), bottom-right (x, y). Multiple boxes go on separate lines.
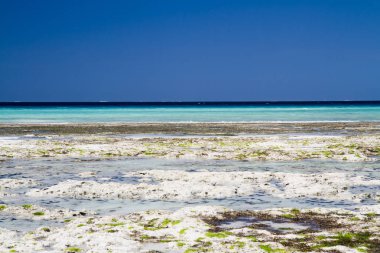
top-left (0, 105), bottom-right (379, 123)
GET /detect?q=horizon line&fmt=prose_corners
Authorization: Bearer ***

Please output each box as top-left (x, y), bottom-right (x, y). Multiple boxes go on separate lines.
top-left (1, 100), bottom-right (380, 105)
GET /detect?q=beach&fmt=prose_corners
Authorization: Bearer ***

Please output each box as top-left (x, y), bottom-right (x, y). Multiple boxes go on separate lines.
top-left (0, 121), bottom-right (379, 253)
top-left (2, 0), bottom-right (380, 250)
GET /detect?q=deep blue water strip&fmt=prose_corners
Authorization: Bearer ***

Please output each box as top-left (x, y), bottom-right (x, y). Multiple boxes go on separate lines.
top-left (1, 101), bottom-right (380, 107)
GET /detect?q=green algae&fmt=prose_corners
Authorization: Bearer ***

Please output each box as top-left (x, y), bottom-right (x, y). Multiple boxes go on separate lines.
top-left (144, 226), bottom-right (161, 231)
top-left (179, 228), bottom-right (188, 235)
top-left (234, 241), bottom-right (246, 248)
top-left (315, 235), bottom-right (327, 241)
top-left (259, 244), bottom-right (287, 253)
top-left (107, 222), bottom-right (125, 227)
top-left (140, 235), bottom-right (152, 240)
top-left (21, 204), bottom-right (32, 210)
top-left (177, 241), bottom-right (185, 247)
top-left (281, 213), bottom-right (296, 219)
top-left (65, 247), bottom-right (81, 253)
top-left (356, 247), bottom-right (368, 253)
top-left (161, 218), bottom-right (181, 227)
top-left (157, 239), bottom-right (171, 243)
top-left (0, 205), bottom-right (6, 211)
top-left (32, 211), bottom-right (45, 216)
top-left (312, 232), bottom-right (373, 250)
top-left (41, 227), bottom-right (50, 232)
top-left (236, 153), bottom-right (248, 160)
top-left (335, 232), bottom-right (372, 245)
top-left (246, 235), bottom-right (258, 242)
top-left (142, 150), bottom-right (155, 155)
top-left (195, 237), bottom-right (204, 242)
top-left (184, 249), bottom-right (198, 253)
top-left (205, 231), bottom-right (233, 238)
top-left (144, 218), bottom-right (181, 231)
top-left (321, 150), bottom-right (334, 158)
top-left (365, 212), bottom-right (377, 219)
top-left (290, 208), bottom-right (301, 215)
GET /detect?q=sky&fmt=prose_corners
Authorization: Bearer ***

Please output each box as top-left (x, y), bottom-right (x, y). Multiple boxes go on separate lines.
top-left (0, 0), bottom-right (379, 102)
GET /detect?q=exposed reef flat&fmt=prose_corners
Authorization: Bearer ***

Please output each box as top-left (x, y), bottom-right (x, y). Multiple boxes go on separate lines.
top-left (0, 205), bottom-right (379, 253)
top-left (26, 170), bottom-right (380, 202)
top-left (0, 122), bottom-right (379, 252)
top-left (0, 132), bottom-right (379, 161)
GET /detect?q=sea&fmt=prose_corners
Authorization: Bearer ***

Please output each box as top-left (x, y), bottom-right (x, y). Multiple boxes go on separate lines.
top-left (0, 101), bottom-right (379, 123)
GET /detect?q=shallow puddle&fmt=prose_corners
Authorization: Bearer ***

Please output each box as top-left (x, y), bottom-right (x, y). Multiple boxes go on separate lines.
top-left (218, 216), bottom-right (317, 233)
top-left (0, 216), bottom-right (60, 232)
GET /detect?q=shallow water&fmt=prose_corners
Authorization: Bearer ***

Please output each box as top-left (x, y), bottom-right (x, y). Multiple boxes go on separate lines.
top-left (1, 104), bottom-right (380, 123)
top-left (1, 157), bottom-right (379, 231)
top-left (218, 216), bottom-right (314, 233)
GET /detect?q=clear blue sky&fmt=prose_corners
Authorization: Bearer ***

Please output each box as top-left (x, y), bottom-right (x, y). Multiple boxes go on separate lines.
top-left (0, 0), bottom-right (379, 101)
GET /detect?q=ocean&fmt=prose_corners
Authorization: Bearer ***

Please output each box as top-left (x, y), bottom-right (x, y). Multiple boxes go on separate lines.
top-left (0, 101), bottom-right (379, 123)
